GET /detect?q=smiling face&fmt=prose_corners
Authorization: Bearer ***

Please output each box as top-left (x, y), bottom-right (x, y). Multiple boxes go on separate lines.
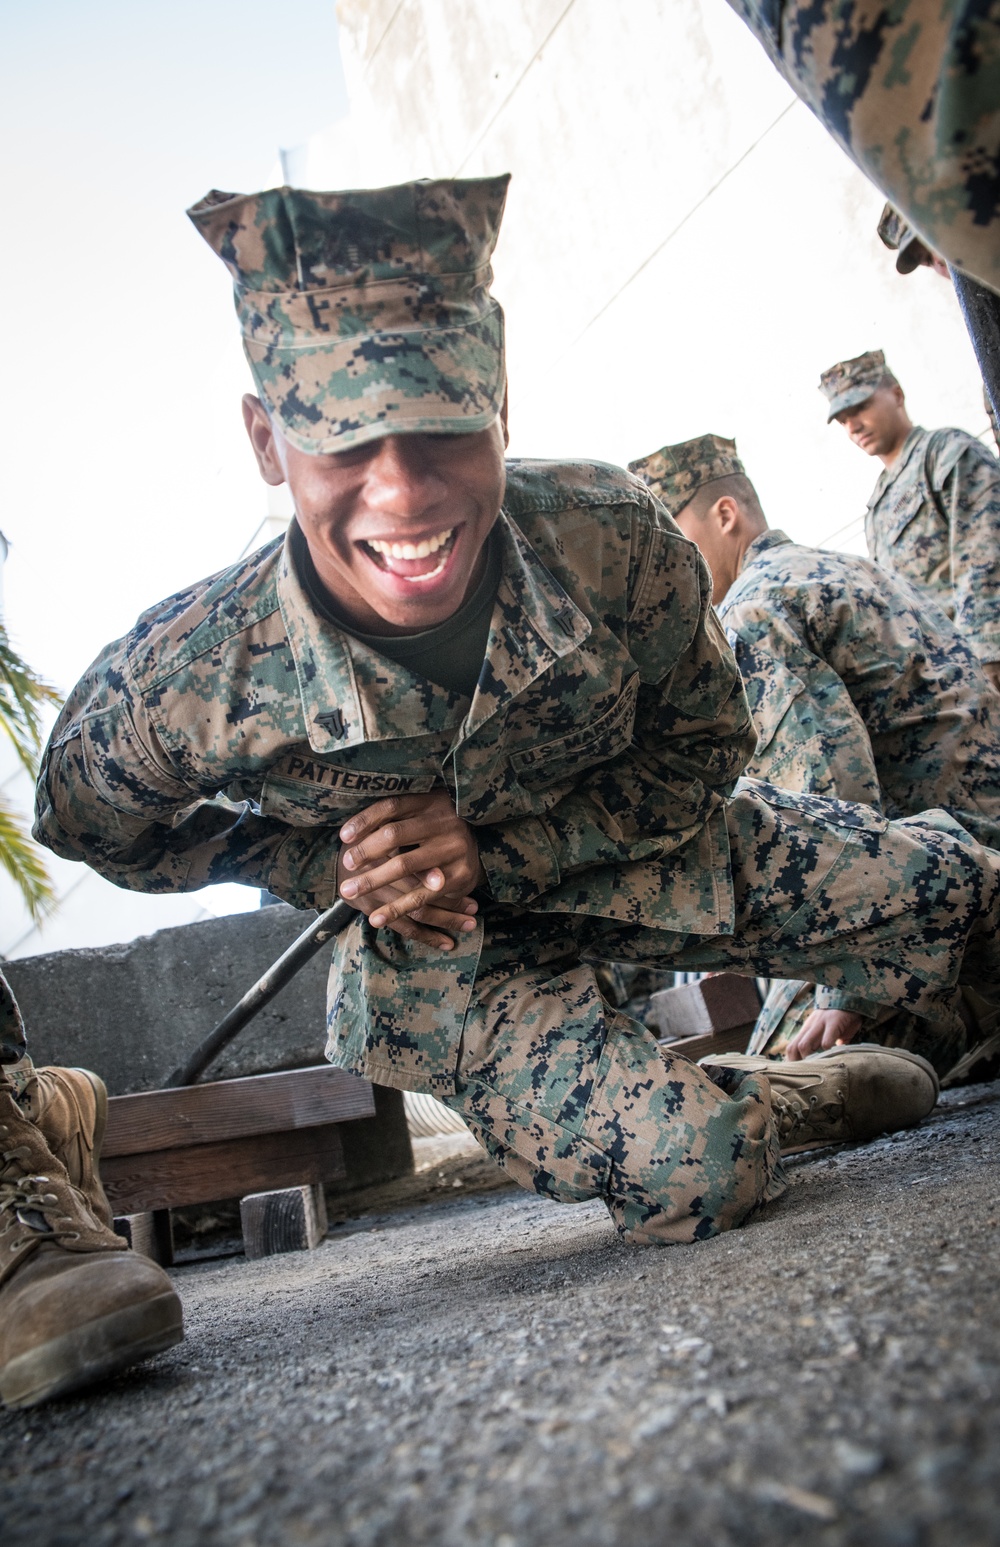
top-left (834, 382), bottom-right (912, 464)
top-left (243, 397), bottom-right (508, 635)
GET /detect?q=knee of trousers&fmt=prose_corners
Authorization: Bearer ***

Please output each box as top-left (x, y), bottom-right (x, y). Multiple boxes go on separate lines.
top-left (590, 1027), bottom-right (787, 1247)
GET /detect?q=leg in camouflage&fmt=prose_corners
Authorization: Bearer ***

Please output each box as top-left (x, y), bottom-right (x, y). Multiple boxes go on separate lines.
top-left (445, 916), bottom-right (786, 1247)
top-left (445, 784), bottom-right (999, 1246)
top-left (725, 0), bottom-right (1000, 296)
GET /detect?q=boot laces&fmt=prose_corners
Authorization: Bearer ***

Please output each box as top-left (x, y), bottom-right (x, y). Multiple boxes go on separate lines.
top-left (770, 1072), bottom-right (847, 1144)
top-left (0, 1125), bottom-right (80, 1246)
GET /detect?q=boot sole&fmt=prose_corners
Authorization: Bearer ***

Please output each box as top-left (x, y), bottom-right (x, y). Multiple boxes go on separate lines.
top-left (0, 1289), bottom-right (183, 1409)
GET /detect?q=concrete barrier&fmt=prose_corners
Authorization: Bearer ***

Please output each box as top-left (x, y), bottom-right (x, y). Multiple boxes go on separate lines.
top-left (4, 903), bottom-right (412, 1190)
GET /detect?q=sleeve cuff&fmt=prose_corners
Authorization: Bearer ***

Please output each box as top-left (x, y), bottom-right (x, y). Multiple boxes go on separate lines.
top-left (813, 986), bottom-right (895, 1026)
top-left (475, 816), bottom-right (561, 907)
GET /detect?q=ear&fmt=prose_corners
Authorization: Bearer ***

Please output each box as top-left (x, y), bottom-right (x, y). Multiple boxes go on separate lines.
top-left (714, 495), bottom-right (741, 533)
top-left (242, 395), bottom-right (286, 487)
top-left (892, 383), bottom-right (906, 408)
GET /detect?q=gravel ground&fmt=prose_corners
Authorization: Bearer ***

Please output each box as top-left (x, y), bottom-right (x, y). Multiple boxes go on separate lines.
top-left (5, 1082), bottom-right (1000, 1547)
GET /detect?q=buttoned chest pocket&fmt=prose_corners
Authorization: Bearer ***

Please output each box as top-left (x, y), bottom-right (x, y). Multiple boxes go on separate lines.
top-left (882, 482), bottom-right (931, 550)
top-left (508, 675), bottom-right (640, 792)
top-left (259, 765), bottom-right (439, 824)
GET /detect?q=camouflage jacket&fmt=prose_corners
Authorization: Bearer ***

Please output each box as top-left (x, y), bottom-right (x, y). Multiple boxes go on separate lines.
top-left (725, 0), bottom-right (1000, 295)
top-left (864, 426), bottom-right (1000, 663)
top-left (721, 526), bottom-right (1000, 1018)
top-left (721, 528), bottom-right (1000, 839)
top-left (35, 461), bottom-right (754, 1093)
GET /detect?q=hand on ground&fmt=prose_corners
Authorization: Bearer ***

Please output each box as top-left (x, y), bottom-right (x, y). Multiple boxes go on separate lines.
top-left (785, 1009), bottom-right (864, 1061)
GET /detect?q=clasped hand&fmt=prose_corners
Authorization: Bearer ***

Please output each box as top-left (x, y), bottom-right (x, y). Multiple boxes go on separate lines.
top-left (336, 789), bottom-right (486, 950)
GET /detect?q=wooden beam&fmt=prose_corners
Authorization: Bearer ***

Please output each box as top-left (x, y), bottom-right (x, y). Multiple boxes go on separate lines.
top-left (103, 1065), bottom-right (375, 1158)
top-left (113, 1209), bottom-right (175, 1266)
top-left (241, 1184), bottom-right (328, 1260)
top-left (645, 974), bottom-right (761, 1043)
top-left (101, 1122), bottom-right (346, 1214)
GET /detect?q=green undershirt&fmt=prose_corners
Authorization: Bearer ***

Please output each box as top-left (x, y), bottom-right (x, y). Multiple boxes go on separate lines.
top-left (290, 520), bottom-right (501, 700)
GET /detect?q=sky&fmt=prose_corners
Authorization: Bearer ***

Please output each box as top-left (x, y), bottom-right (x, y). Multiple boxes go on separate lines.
top-left (0, 0), bottom-right (348, 696)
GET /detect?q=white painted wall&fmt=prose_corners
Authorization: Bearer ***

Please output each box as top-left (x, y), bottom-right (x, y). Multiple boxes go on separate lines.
top-left (317, 0), bottom-right (989, 555)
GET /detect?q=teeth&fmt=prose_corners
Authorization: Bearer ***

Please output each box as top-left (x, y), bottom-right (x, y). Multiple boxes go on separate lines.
top-left (401, 556), bottom-right (449, 582)
top-left (366, 528), bottom-right (454, 560)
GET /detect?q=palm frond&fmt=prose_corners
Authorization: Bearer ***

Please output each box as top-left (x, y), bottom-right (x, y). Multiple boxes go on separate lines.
top-left (0, 626), bottom-right (61, 775)
top-left (0, 794), bottom-right (56, 924)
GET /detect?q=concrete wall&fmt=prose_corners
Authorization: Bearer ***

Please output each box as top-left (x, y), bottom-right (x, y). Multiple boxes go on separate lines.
top-left (5, 904), bottom-right (413, 1188)
top-left (314, 0), bottom-right (990, 554)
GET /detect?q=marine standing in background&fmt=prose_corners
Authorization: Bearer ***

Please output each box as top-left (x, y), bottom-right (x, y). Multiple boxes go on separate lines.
top-left (629, 434), bottom-right (1000, 1079)
top-left (821, 349), bottom-right (1000, 693)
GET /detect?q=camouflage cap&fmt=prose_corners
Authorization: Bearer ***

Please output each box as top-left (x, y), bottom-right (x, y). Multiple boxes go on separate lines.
top-left (187, 176), bottom-right (510, 453)
top-left (818, 349), bottom-right (895, 422)
top-left (877, 203), bottom-right (932, 275)
top-left (627, 434), bottom-right (743, 512)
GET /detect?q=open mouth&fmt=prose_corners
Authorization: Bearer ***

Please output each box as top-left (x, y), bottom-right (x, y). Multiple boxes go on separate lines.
top-left (361, 526), bottom-right (458, 583)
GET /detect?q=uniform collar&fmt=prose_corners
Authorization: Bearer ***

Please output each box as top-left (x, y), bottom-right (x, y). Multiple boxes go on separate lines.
top-left (872, 425), bottom-right (925, 495)
top-left (737, 527), bottom-right (791, 575)
top-left (275, 510), bottom-right (591, 753)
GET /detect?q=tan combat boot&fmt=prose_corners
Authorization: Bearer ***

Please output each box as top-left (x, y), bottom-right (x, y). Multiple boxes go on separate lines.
top-left (18, 1066), bottom-right (114, 1228)
top-left (0, 1084), bottom-right (183, 1408)
top-left (700, 1044), bottom-right (939, 1152)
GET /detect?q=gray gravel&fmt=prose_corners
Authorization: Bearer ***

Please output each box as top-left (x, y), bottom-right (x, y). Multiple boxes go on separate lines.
top-left (5, 1082), bottom-right (1000, 1547)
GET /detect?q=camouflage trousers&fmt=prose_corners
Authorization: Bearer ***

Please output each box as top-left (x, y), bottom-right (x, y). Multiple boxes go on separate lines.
top-left (0, 968), bottom-right (31, 1097)
top-left (441, 785), bottom-right (1000, 1246)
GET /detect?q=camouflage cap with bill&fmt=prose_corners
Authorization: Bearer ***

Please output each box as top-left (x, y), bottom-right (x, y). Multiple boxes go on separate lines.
top-left (187, 176), bottom-right (511, 454)
top-left (819, 349), bottom-right (895, 423)
top-left (628, 434), bottom-right (743, 512)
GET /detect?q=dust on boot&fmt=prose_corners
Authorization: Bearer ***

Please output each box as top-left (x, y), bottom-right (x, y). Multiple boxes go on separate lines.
top-left (700, 1045), bottom-right (939, 1152)
top-left (0, 1083), bottom-right (183, 1409)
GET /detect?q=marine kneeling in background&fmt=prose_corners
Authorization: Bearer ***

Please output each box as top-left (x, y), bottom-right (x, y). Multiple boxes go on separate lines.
top-left (10, 174), bottom-right (1000, 1406)
top-left (631, 433), bottom-right (1000, 1079)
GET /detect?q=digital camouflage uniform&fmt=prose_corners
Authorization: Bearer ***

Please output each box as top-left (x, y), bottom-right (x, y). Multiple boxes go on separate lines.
top-left (32, 180), bottom-right (1000, 1247)
top-left (820, 350), bottom-right (1000, 665)
top-left (725, 0), bottom-right (1000, 296)
top-left (0, 971), bottom-right (30, 1097)
top-left (720, 527), bottom-right (1000, 1071)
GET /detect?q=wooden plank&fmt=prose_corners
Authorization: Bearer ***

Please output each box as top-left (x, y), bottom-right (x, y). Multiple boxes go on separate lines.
top-left (645, 974), bottom-right (761, 1042)
top-left (103, 1065), bottom-right (375, 1158)
top-left (101, 1122), bottom-right (346, 1214)
top-left (659, 1024), bottom-right (756, 1064)
top-left (241, 1184), bottom-right (328, 1260)
top-left (112, 1210), bottom-right (175, 1266)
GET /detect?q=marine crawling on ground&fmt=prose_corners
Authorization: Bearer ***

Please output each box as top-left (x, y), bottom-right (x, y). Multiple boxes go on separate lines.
top-left (10, 174), bottom-right (1000, 1409)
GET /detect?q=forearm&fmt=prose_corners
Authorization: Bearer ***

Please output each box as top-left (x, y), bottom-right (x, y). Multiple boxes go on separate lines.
top-left (36, 781), bottom-right (341, 909)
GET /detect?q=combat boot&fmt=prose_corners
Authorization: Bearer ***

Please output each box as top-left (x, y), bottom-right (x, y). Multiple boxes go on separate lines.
top-left (700, 1044), bottom-right (938, 1152)
top-left (18, 1066), bottom-right (114, 1228)
top-left (0, 1084), bottom-right (183, 1408)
